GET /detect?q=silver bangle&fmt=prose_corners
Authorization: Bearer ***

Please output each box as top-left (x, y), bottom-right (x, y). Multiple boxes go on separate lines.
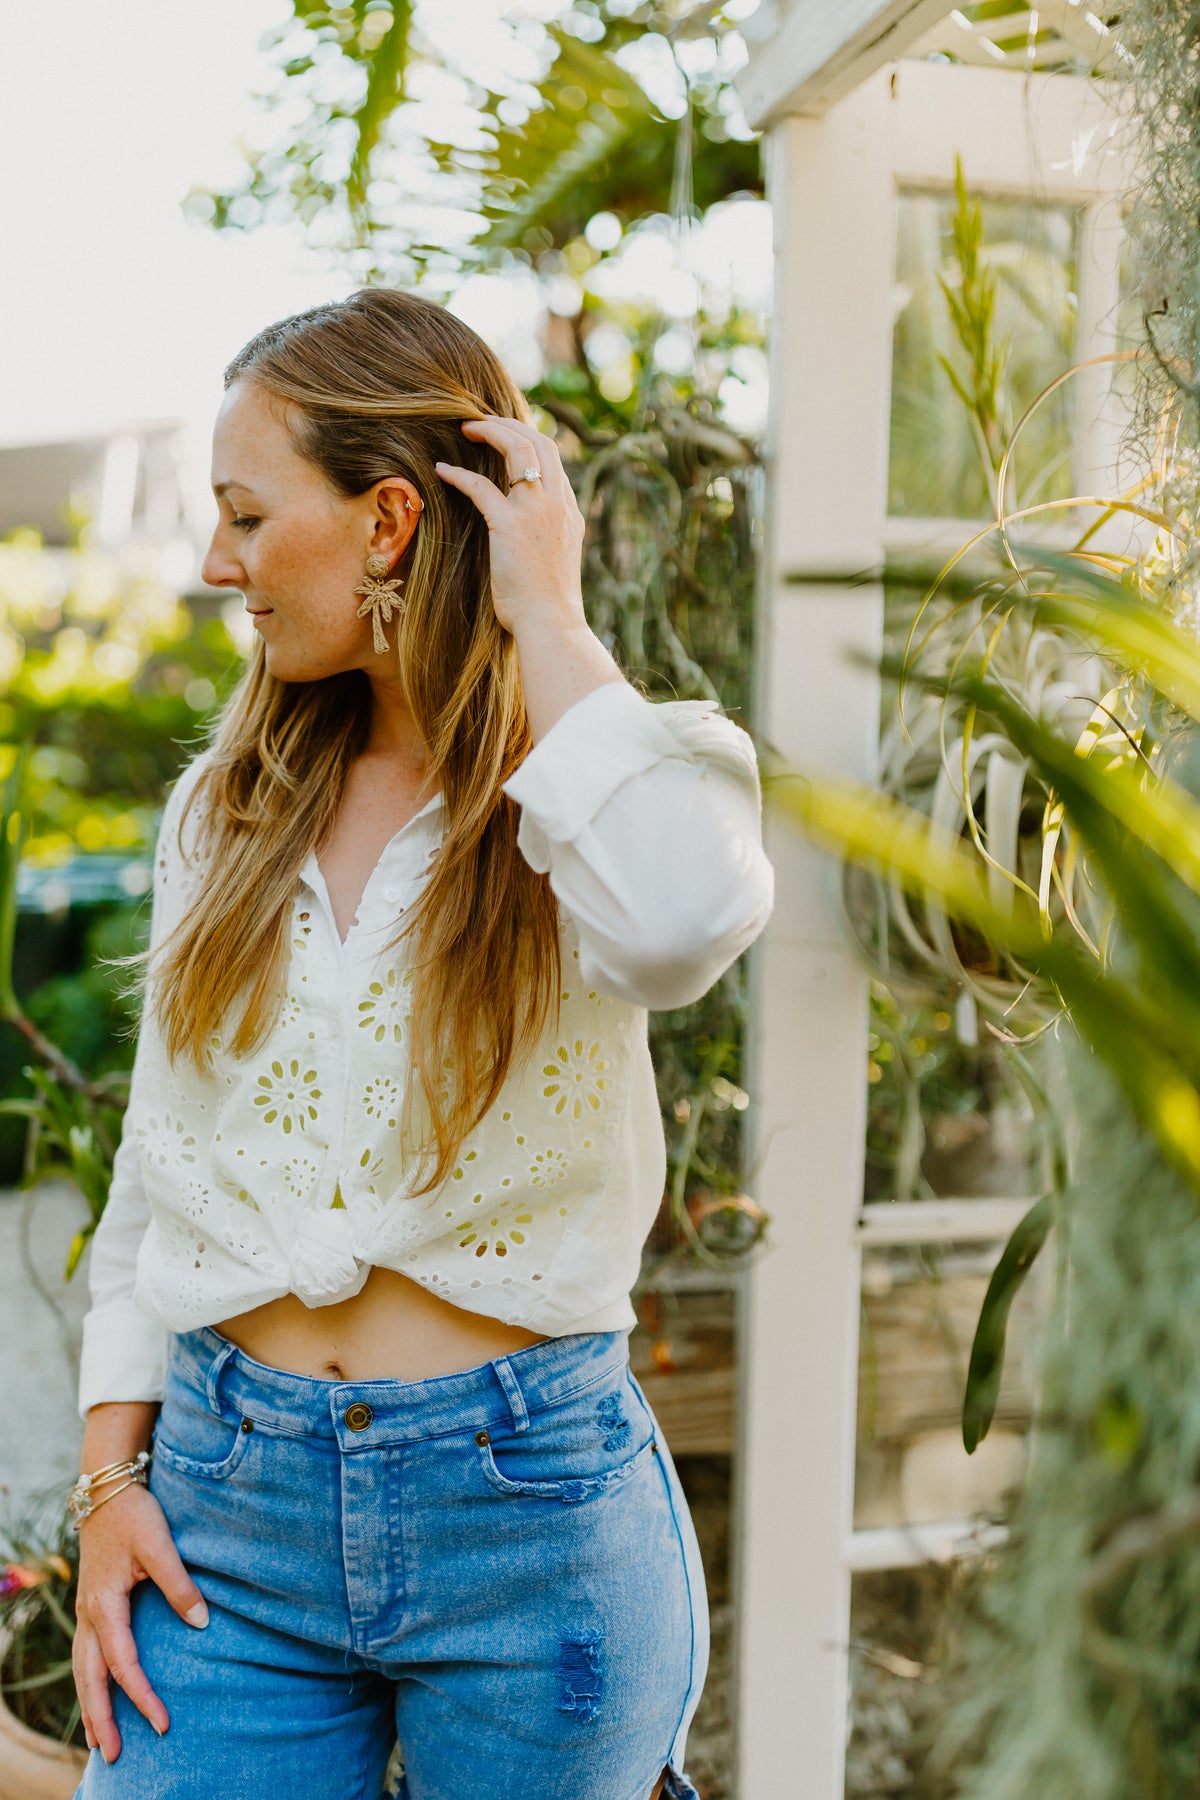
top-left (67, 1450), bottom-right (152, 1530)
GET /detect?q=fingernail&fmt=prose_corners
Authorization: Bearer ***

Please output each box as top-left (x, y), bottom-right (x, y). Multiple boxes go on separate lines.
top-left (154, 1721), bottom-right (167, 1737)
top-left (185, 1600), bottom-right (209, 1628)
top-left (101, 1748), bottom-right (112, 1764)
top-left (434, 461), bottom-right (448, 471)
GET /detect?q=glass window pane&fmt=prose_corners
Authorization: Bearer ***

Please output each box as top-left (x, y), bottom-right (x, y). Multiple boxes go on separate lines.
top-left (846, 1562), bottom-right (984, 1799)
top-left (865, 980), bottom-right (1040, 1204)
top-left (855, 1236), bottom-right (1051, 1531)
top-left (1113, 199), bottom-right (1164, 438)
top-left (861, 581), bottom-right (1060, 1210)
top-left (888, 191), bottom-right (1081, 519)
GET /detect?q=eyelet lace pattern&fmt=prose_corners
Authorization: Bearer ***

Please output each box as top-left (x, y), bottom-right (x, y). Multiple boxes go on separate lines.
top-left (127, 758), bottom-right (651, 1339)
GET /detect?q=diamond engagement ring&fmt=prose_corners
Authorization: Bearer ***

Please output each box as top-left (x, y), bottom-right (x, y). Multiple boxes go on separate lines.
top-left (511, 465), bottom-right (542, 485)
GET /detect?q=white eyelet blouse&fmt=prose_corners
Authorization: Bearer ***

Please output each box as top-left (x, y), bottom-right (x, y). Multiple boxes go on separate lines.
top-left (77, 680), bottom-right (774, 1418)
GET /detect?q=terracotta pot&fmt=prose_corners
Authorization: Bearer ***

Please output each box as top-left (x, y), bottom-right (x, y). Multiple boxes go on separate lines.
top-left (0, 1626), bottom-right (87, 1800)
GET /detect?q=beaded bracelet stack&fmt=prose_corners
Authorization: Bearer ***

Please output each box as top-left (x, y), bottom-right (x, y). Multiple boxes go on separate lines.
top-left (66, 1450), bottom-right (153, 1531)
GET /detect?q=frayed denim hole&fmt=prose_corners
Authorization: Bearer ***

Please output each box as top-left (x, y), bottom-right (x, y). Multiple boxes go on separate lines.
top-left (556, 1631), bottom-right (603, 1721)
top-left (596, 1390), bottom-right (632, 1454)
top-left (383, 1736), bottom-right (408, 1800)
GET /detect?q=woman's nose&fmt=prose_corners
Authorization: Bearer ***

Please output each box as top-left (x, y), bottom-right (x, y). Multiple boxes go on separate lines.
top-left (201, 532), bottom-right (244, 589)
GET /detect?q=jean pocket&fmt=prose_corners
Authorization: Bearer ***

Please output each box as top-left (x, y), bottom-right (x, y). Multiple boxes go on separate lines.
top-left (475, 1364), bottom-right (658, 1504)
top-left (151, 1366), bottom-right (255, 1482)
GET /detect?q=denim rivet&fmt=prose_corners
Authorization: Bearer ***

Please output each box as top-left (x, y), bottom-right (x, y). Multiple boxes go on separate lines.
top-left (474, 1429), bottom-right (491, 1447)
top-left (651, 1440), bottom-right (658, 1453)
top-left (240, 1418), bottom-right (254, 1433)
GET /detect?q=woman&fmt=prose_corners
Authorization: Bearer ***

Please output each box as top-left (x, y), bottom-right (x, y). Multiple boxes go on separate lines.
top-left (69, 287), bottom-right (773, 1800)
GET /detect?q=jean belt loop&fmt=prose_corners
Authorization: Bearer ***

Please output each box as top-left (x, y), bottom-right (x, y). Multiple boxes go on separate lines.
top-left (491, 1356), bottom-right (530, 1433)
top-left (205, 1336), bottom-right (239, 1418)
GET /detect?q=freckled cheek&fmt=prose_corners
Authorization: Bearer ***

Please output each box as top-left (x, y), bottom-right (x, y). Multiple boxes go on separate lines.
top-left (264, 548), bottom-right (311, 595)
top-left (258, 538), bottom-right (358, 632)
top-left (255, 537), bottom-right (327, 594)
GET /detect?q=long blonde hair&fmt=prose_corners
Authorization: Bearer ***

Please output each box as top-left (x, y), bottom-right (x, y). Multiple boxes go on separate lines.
top-left (151, 287), bottom-right (562, 1195)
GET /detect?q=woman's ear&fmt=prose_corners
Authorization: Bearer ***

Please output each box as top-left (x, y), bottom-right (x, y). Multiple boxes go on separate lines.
top-left (368, 477), bottom-right (424, 564)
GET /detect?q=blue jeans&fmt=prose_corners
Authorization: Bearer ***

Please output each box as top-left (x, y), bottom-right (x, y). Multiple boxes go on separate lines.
top-left (73, 1324), bottom-right (708, 1800)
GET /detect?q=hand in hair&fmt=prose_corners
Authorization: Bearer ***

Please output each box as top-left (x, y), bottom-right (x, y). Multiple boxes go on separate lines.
top-left (434, 417), bottom-right (587, 637)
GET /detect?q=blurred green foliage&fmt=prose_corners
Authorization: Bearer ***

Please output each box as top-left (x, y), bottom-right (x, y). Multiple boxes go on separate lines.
top-left (193, 1), bottom-right (762, 280)
top-left (0, 531), bottom-right (242, 1188)
top-left (0, 529), bottom-right (240, 854)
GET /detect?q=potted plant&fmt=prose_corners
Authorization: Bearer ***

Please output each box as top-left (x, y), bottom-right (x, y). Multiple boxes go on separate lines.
top-left (0, 1509), bottom-right (86, 1799)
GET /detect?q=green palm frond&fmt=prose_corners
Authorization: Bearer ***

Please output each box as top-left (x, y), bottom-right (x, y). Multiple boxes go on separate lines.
top-left (346, 2), bottom-right (414, 225)
top-left (197, 6), bottom-right (761, 272)
top-left (199, 0), bottom-right (418, 245)
top-left (420, 23), bottom-right (758, 262)
top-left (450, 27), bottom-right (660, 258)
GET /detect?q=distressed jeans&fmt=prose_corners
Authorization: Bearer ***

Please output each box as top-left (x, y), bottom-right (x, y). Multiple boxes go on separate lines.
top-left (73, 1323), bottom-right (708, 1800)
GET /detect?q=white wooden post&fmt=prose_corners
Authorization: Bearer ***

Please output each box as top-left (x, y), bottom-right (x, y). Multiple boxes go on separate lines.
top-left (734, 72), bottom-right (895, 1798)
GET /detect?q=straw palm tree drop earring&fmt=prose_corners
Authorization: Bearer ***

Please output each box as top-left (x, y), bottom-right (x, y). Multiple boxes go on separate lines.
top-left (355, 553), bottom-right (407, 654)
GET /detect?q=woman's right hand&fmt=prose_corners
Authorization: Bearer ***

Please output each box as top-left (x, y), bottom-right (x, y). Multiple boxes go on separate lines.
top-left (72, 1482), bottom-right (209, 1765)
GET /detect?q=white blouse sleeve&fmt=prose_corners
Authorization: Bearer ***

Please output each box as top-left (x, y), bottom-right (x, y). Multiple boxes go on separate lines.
top-left (501, 680), bottom-right (774, 1010)
top-left (76, 753), bottom-right (211, 1419)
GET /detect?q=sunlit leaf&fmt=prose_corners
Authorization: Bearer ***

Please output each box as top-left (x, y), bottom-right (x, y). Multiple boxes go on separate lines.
top-left (63, 1225), bottom-right (94, 1284)
top-left (1017, 547), bottom-right (1200, 724)
top-left (878, 656), bottom-right (1200, 1005)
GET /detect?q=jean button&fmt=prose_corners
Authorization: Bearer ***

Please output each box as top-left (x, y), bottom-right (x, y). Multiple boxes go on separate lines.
top-left (345, 1402), bottom-right (374, 1432)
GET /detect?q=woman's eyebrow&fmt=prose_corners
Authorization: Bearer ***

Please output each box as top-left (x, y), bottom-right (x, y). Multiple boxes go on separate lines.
top-left (213, 479), bottom-right (256, 498)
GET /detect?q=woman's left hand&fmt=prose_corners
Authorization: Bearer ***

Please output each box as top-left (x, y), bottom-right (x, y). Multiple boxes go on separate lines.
top-left (434, 417), bottom-right (587, 637)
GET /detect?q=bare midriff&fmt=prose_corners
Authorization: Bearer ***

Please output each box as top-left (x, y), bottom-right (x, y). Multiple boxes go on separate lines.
top-left (213, 1264), bottom-right (549, 1383)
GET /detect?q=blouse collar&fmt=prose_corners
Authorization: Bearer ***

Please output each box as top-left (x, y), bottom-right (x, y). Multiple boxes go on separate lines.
top-left (297, 789), bottom-right (445, 924)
